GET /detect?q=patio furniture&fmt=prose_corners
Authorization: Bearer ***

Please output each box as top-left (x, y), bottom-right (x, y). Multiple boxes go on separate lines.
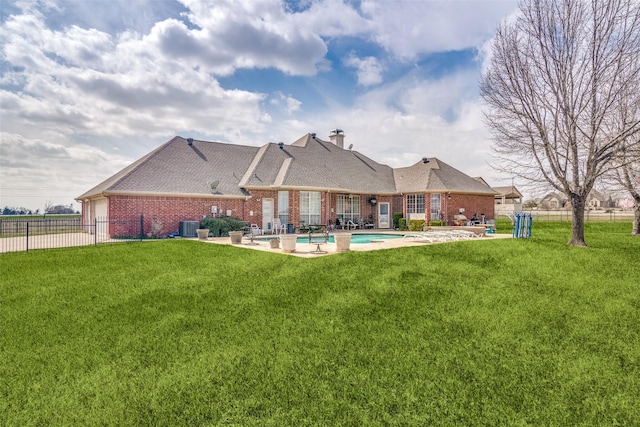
top-left (272, 218), bottom-right (286, 234)
top-left (346, 220), bottom-right (359, 230)
top-left (308, 230), bottom-right (329, 254)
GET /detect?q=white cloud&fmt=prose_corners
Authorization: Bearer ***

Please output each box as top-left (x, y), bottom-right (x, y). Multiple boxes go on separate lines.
top-left (270, 92), bottom-right (302, 114)
top-left (0, 133), bottom-right (131, 210)
top-left (361, 0), bottom-right (517, 58)
top-left (0, 8), bottom-right (269, 140)
top-left (176, 0), bottom-right (330, 76)
top-left (345, 55), bottom-right (384, 86)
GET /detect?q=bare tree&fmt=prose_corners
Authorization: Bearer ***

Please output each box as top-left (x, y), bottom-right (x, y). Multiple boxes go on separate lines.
top-left (610, 136), bottom-right (640, 235)
top-left (481, 0), bottom-right (640, 246)
top-left (617, 159), bottom-right (640, 236)
top-left (601, 87), bottom-right (640, 236)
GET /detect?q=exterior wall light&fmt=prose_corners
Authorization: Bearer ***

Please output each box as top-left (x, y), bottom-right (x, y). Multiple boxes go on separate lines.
top-left (369, 197), bottom-right (377, 205)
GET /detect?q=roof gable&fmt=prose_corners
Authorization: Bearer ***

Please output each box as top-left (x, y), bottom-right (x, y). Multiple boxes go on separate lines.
top-left (242, 136), bottom-right (396, 193)
top-left (394, 158), bottom-right (496, 195)
top-left (78, 137), bottom-right (259, 199)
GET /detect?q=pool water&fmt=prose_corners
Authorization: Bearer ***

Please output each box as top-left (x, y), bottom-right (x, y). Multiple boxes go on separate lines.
top-left (296, 233), bottom-right (403, 244)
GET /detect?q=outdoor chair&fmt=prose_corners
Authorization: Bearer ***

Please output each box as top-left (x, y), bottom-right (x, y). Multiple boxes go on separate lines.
top-left (272, 218), bottom-right (286, 235)
top-left (346, 219), bottom-right (359, 230)
top-left (250, 224), bottom-right (263, 235)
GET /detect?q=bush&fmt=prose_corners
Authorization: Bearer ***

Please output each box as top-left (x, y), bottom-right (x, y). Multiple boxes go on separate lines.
top-left (201, 217), bottom-right (246, 237)
top-left (408, 219), bottom-right (425, 231)
top-left (398, 218), bottom-right (407, 230)
top-left (393, 212), bottom-right (403, 229)
top-left (429, 220), bottom-right (445, 227)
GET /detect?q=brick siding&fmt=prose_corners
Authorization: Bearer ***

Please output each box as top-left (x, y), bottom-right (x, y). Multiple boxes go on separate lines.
top-left (102, 191), bottom-right (494, 236)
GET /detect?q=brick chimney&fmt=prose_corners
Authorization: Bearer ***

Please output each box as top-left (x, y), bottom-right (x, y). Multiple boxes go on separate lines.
top-left (329, 129), bottom-right (345, 148)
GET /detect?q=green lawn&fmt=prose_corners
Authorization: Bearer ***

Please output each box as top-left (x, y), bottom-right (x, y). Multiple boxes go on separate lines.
top-left (1, 223), bottom-right (639, 426)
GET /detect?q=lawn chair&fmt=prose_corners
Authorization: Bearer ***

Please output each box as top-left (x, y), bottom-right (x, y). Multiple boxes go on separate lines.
top-left (250, 224), bottom-right (263, 235)
top-left (346, 219), bottom-right (359, 230)
top-left (272, 218), bottom-right (286, 235)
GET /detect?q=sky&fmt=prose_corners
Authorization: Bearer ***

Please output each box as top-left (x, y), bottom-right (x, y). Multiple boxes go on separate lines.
top-left (0, 0), bottom-right (520, 212)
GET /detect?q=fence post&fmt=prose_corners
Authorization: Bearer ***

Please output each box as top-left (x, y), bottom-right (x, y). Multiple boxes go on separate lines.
top-left (26, 222), bottom-right (29, 252)
top-left (140, 214), bottom-right (144, 241)
top-left (94, 217), bottom-right (98, 245)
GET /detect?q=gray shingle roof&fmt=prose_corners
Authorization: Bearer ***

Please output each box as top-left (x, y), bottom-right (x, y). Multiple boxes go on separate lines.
top-left (241, 134), bottom-right (396, 193)
top-left (394, 158), bottom-right (497, 195)
top-left (77, 134), bottom-right (493, 200)
top-left (78, 137), bottom-right (259, 199)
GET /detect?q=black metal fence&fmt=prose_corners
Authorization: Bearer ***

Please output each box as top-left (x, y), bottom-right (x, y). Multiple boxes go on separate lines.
top-left (0, 215), bottom-right (144, 253)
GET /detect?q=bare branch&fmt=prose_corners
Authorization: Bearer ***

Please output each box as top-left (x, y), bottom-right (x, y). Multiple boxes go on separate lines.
top-left (481, 0), bottom-right (640, 245)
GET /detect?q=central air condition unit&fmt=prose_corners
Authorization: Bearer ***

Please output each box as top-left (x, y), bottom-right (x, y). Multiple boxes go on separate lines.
top-left (179, 221), bottom-right (200, 237)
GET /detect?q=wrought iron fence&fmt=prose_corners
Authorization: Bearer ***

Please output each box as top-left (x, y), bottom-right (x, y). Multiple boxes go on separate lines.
top-left (0, 215), bottom-right (144, 253)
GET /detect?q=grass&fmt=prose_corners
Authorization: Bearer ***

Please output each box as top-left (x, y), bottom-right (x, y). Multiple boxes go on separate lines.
top-left (1, 222), bottom-right (639, 426)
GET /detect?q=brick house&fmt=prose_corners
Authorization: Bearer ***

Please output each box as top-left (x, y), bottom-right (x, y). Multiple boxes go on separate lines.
top-left (77, 130), bottom-right (497, 236)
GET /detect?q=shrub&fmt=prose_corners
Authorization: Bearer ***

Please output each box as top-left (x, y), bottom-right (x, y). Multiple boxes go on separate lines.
top-left (393, 212), bottom-right (403, 229)
top-left (201, 217), bottom-right (245, 237)
top-left (408, 219), bottom-right (425, 231)
top-left (398, 218), bottom-right (407, 230)
top-left (429, 220), bottom-right (445, 227)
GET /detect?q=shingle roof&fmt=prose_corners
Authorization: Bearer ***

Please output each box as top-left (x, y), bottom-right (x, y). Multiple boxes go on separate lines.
top-left (77, 134), bottom-right (493, 200)
top-left (394, 158), bottom-right (497, 195)
top-left (78, 137), bottom-right (259, 199)
top-left (241, 134), bottom-right (396, 193)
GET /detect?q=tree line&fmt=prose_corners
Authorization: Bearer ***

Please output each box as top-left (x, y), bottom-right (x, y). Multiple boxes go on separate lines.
top-left (2, 204), bottom-right (78, 216)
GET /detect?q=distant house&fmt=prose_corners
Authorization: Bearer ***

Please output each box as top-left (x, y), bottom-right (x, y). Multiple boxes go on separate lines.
top-left (586, 190), bottom-right (617, 209)
top-left (492, 185), bottom-right (523, 215)
top-left (539, 193), bottom-right (569, 210)
top-left (537, 189), bottom-right (617, 210)
top-left (77, 130), bottom-right (497, 237)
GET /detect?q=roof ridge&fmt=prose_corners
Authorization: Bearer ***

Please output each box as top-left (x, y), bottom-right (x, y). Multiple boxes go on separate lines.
top-left (273, 157), bottom-right (292, 187)
top-left (239, 144), bottom-right (269, 186)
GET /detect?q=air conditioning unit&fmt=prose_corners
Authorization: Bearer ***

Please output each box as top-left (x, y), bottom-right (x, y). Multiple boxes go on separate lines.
top-left (179, 221), bottom-right (199, 237)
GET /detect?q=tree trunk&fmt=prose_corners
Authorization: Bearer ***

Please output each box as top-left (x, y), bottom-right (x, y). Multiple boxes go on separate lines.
top-left (568, 194), bottom-right (588, 247)
top-left (633, 196), bottom-right (640, 237)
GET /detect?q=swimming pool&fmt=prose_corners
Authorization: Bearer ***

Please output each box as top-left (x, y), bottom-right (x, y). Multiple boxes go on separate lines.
top-left (296, 233), bottom-right (403, 244)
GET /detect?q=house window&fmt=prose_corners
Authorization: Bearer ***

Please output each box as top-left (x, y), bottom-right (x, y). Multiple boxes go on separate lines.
top-left (406, 194), bottom-right (425, 214)
top-left (300, 191), bottom-right (321, 225)
top-left (278, 191), bottom-right (289, 225)
top-left (430, 193), bottom-right (441, 221)
top-left (336, 195), bottom-right (361, 222)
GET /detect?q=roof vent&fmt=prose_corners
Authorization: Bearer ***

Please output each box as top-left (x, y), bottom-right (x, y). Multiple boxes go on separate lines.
top-left (187, 138), bottom-right (193, 146)
top-left (278, 142), bottom-right (284, 150)
top-left (310, 133), bottom-right (316, 138)
top-left (422, 157), bottom-right (429, 164)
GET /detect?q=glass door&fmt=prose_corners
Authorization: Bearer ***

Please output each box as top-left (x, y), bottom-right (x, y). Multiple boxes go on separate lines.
top-left (262, 199), bottom-right (274, 233)
top-left (378, 202), bottom-right (390, 228)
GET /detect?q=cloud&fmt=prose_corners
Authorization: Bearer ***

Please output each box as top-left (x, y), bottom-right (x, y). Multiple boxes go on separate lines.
top-left (361, 0), bottom-right (517, 58)
top-left (270, 92), bottom-right (302, 114)
top-left (0, 133), bottom-right (132, 209)
top-left (345, 55), bottom-right (383, 86)
top-left (0, 7), bottom-right (269, 140)
top-left (290, 70), bottom-right (497, 180)
top-left (176, 0), bottom-right (332, 76)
